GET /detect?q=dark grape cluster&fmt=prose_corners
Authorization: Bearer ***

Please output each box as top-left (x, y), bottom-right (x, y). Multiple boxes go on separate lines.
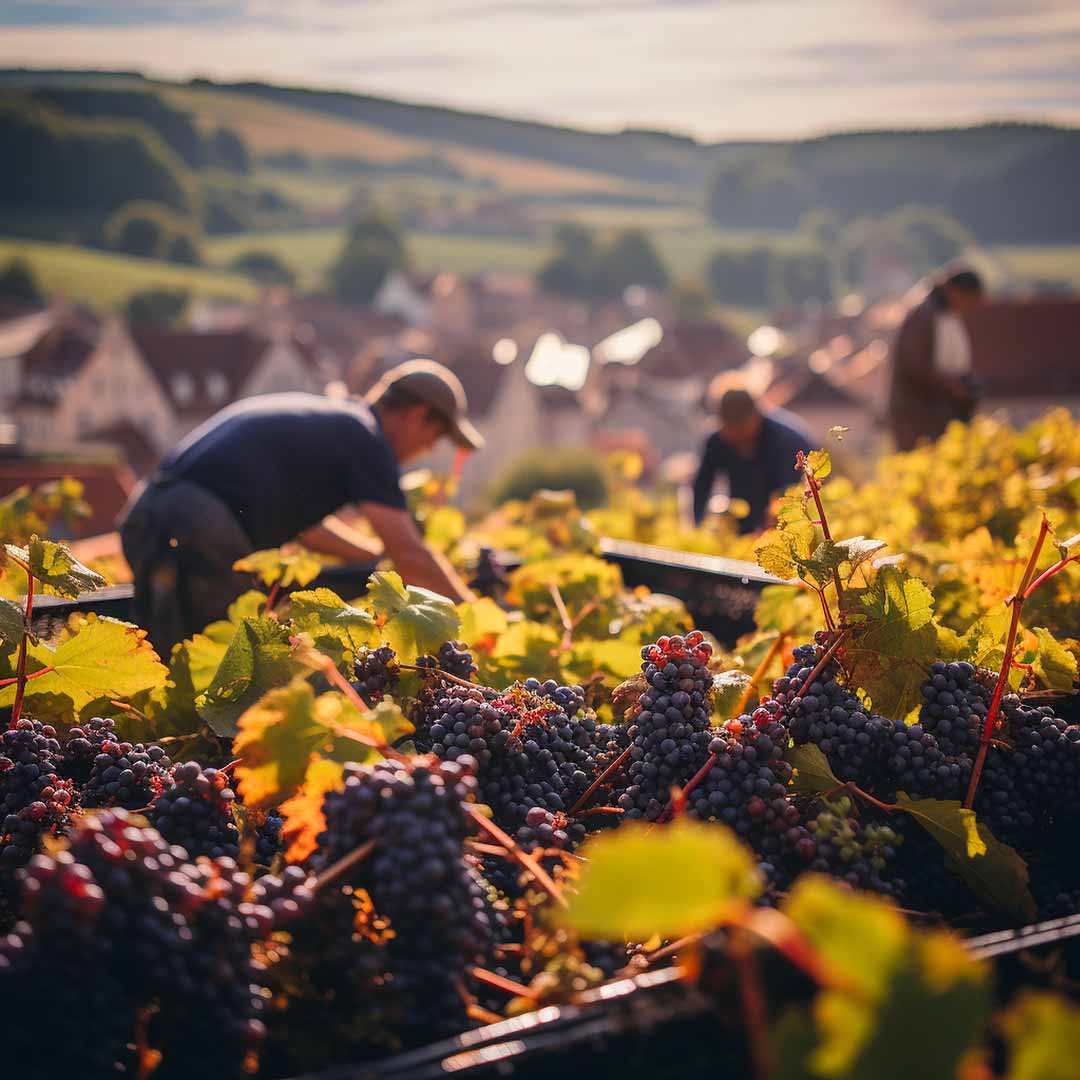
top-left (431, 640), bottom-right (478, 681)
top-left (0, 808), bottom-right (312, 1079)
top-left (77, 718), bottom-right (172, 810)
top-left (255, 810), bottom-right (284, 868)
top-left (797, 795), bottom-right (901, 895)
top-left (616, 632), bottom-right (715, 821)
top-left (0, 718), bottom-right (74, 904)
top-left (918, 660), bottom-right (989, 756)
top-left (771, 644), bottom-right (891, 786)
top-left (315, 757), bottom-right (496, 1042)
top-left (352, 645), bottom-right (400, 702)
top-left (148, 761), bottom-right (240, 859)
top-left (416, 682), bottom-right (627, 831)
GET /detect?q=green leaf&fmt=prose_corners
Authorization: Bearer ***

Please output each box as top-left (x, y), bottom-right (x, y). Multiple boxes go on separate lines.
top-left (27, 536), bottom-right (106, 598)
top-left (234, 546), bottom-right (323, 589)
top-left (806, 448), bottom-right (831, 479)
top-left (1031, 626), bottom-right (1077, 690)
top-left (1000, 991), bottom-right (1080, 1080)
top-left (456, 596), bottom-right (509, 643)
top-left (367, 570), bottom-right (460, 661)
top-left (566, 637), bottom-right (644, 683)
top-left (235, 680), bottom-right (334, 810)
top-left (288, 587), bottom-right (376, 665)
top-left (0, 614), bottom-right (167, 712)
top-left (895, 793), bottom-right (1035, 922)
top-left (842, 566), bottom-right (939, 720)
top-left (196, 617), bottom-right (301, 738)
top-left (0, 596), bottom-right (25, 646)
top-left (711, 669), bottom-right (752, 722)
top-left (423, 505), bottom-right (466, 551)
top-left (563, 819), bottom-right (761, 941)
top-left (787, 743), bottom-right (842, 795)
top-left (784, 876), bottom-right (990, 1080)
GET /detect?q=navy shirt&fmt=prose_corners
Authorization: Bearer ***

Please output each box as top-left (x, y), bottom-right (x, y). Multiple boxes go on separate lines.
top-left (692, 411), bottom-right (811, 533)
top-left (161, 393), bottom-right (406, 549)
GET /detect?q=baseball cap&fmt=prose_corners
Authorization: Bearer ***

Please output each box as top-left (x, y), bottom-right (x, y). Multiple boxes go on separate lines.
top-left (366, 358), bottom-right (485, 450)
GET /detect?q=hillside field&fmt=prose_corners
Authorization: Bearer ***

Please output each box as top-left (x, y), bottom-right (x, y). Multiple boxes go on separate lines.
top-left (0, 239), bottom-right (257, 311)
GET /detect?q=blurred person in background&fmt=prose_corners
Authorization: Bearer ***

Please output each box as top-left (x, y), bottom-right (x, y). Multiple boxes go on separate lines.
top-left (692, 378), bottom-right (811, 534)
top-left (888, 266), bottom-right (985, 451)
top-left (119, 359), bottom-right (482, 655)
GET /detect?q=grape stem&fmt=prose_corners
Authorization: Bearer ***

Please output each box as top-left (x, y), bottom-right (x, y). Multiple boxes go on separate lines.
top-left (311, 838), bottom-right (376, 892)
top-left (470, 966), bottom-right (538, 999)
top-left (11, 557), bottom-right (33, 726)
top-left (398, 662), bottom-right (498, 696)
top-left (466, 807), bottom-right (569, 909)
top-left (736, 631), bottom-right (791, 716)
top-left (264, 579), bottom-right (283, 614)
top-left (796, 450), bottom-right (844, 611)
top-left (731, 927), bottom-right (771, 1080)
top-left (964, 515), bottom-right (1051, 809)
top-left (570, 743), bottom-right (633, 814)
top-left (0, 664), bottom-right (53, 689)
top-left (800, 629), bottom-right (849, 696)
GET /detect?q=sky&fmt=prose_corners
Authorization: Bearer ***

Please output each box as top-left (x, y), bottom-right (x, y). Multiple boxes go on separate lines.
top-left (1, 0), bottom-right (1079, 139)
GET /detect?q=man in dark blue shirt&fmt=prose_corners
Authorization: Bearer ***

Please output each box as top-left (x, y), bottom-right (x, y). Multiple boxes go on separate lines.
top-left (119, 360), bottom-right (483, 653)
top-left (692, 384), bottom-right (811, 534)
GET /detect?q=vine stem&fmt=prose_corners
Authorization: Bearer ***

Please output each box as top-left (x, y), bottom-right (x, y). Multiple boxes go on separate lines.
top-left (735, 631), bottom-right (790, 717)
top-left (731, 928), bottom-right (771, 1080)
top-left (570, 743), bottom-right (633, 814)
top-left (466, 806), bottom-right (568, 909)
top-left (11, 559), bottom-right (33, 726)
top-left (311, 839), bottom-right (376, 892)
top-left (796, 451), bottom-right (844, 611)
top-left (398, 662), bottom-right (497, 696)
top-left (0, 665), bottom-right (53, 689)
top-left (470, 966), bottom-right (537, 999)
top-left (1023, 552), bottom-right (1080, 599)
top-left (264, 579), bottom-right (282, 614)
top-left (800, 629), bottom-right (849, 695)
top-left (964, 516), bottom-right (1051, 809)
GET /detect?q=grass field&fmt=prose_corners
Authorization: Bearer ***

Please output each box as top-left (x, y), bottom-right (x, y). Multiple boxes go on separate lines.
top-left (163, 83), bottom-right (628, 196)
top-left (206, 216), bottom-right (814, 290)
top-left (0, 239), bottom-right (257, 311)
top-left (991, 245), bottom-right (1080, 288)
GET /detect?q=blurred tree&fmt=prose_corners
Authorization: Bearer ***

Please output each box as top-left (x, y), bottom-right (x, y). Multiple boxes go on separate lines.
top-left (670, 276), bottom-right (711, 321)
top-left (230, 250), bottom-right (297, 288)
top-left (167, 234), bottom-right (202, 266)
top-left (0, 258), bottom-right (43, 305)
top-left (104, 201), bottom-right (202, 262)
top-left (595, 228), bottom-right (670, 294)
top-left (209, 127), bottom-right (252, 174)
top-left (328, 209), bottom-right (410, 306)
top-left (126, 288), bottom-right (190, 328)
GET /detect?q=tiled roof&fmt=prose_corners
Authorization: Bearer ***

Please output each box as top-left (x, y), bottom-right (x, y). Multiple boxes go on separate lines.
top-left (16, 323), bottom-right (97, 406)
top-left (638, 319), bottom-right (744, 379)
top-left (966, 298), bottom-right (1080, 398)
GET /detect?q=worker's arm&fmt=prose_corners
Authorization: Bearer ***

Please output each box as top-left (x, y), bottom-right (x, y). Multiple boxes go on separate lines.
top-left (892, 305), bottom-right (967, 401)
top-left (360, 501), bottom-right (476, 604)
top-left (297, 515), bottom-right (384, 563)
top-left (691, 437), bottom-right (720, 525)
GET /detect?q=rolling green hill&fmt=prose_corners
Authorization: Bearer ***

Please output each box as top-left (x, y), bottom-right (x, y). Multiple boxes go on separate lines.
top-left (0, 238), bottom-right (256, 310)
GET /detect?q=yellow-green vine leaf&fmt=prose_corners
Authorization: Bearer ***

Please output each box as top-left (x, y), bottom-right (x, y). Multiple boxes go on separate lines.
top-left (367, 570), bottom-right (460, 660)
top-left (563, 819), bottom-right (761, 941)
top-left (234, 546), bottom-right (323, 589)
top-left (895, 793), bottom-right (1035, 922)
top-left (786, 743), bottom-right (843, 795)
top-left (1000, 991), bottom-right (1080, 1080)
top-left (27, 536), bottom-right (106, 598)
top-left (1031, 626), bottom-right (1077, 691)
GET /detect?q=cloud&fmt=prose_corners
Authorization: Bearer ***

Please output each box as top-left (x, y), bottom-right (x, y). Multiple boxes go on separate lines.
top-left (0, 0), bottom-right (1078, 137)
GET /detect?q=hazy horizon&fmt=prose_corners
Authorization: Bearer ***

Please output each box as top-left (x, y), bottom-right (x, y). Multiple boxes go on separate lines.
top-left (2, 1), bottom-right (1079, 140)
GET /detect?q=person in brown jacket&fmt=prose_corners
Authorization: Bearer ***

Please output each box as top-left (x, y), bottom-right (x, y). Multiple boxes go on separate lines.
top-left (887, 267), bottom-right (985, 451)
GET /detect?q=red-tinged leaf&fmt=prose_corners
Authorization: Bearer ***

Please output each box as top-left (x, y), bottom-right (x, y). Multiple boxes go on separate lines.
top-left (280, 757), bottom-right (345, 863)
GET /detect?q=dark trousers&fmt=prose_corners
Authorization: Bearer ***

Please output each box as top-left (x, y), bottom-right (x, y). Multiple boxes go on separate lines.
top-left (119, 476), bottom-right (253, 658)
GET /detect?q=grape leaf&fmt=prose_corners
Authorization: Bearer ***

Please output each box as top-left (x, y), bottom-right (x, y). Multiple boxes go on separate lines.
top-left (787, 743), bottom-right (842, 795)
top-left (367, 570), bottom-right (460, 660)
top-left (234, 546), bottom-right (323, 589)
top-left (563, 819), bottom-right (761, 941)
top-left (288, 587), bottom-right (376, 667)
top-left (423, 505), bottom-right (466, 551)
top-left (0, 614), bottom-right (167, 712)
top-left (456, 596), bottom-right (509, 644)
top-left (894, 793), bottom-right (1035, 922)
top-left (1031, 626), bottom-right (1077, 690)
top-left (711, 669), bottom-right (752, 722)
top-left (0, 596), bottom-right (25, 646)
top-left (196, 617), bottom-right (301, 738)
top-left (566, 637), bottom-right (644, 683)
top-left (783, 876), bottom-right (990, 1080)
top-left (806, 448), bottom-right (831, 479)
top-left (842, 566), bottom-right (939, 720)
top-left (27, 536), bottom-right (106, 598)
top-left (755, 496), bottom-right (818, 580)
top-left (799, 536), bottom-right (888, 589)
top-left (611, 674), bottom-right (647, 723)
top-left (1000, 991), bottom-right (1080, 1080)
top-left (280, 757), bottom-right (345, 863)
top-left (235, 680), bottom-right (334, 810)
